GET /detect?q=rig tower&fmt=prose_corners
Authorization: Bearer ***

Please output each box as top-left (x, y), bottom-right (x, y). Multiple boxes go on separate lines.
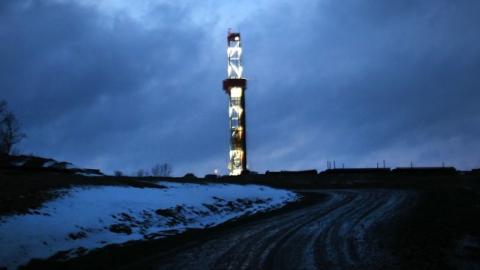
top-left (223, 32), bottom-right (247, 176)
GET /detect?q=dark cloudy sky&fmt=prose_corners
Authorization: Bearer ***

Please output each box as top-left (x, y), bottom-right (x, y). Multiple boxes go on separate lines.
top-left (1, 0), bottom-right (479, 175)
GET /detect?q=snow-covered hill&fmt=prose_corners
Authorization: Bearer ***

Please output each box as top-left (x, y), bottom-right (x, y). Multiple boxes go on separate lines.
top-left (0, 182), bottom-right (298, 269)
top-left (0, 154), bottom-right (104, 176)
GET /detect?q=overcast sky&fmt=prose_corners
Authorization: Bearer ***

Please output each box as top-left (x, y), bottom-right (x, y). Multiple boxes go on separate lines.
top-left (1, 0), bottom-right (479, 175)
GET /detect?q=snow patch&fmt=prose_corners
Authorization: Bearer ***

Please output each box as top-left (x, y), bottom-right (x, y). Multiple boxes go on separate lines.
top-left (0, 183), bottom-right (297, 269)
top-left (75, 171), bottom-right (103, 177)
top-left (10, 160), bottom-right (26, 167)
top-left (42, 160), bottom-right (57, 168)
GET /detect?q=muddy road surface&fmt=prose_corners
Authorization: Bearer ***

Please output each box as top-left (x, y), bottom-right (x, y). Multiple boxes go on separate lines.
top-left (135, 190), bottom-right (414, 270)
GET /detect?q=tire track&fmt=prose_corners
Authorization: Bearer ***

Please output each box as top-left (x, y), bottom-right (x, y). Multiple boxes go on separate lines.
top-left (154, 190), bottom-right (413, 270)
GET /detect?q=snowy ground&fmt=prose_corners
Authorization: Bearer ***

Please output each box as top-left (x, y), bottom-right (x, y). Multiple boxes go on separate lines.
top-left (0, 182), bottom-right (298, 270)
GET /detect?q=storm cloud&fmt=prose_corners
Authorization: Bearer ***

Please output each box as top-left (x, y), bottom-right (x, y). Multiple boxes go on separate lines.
top-left (1, 0), bottom-right (479, 175)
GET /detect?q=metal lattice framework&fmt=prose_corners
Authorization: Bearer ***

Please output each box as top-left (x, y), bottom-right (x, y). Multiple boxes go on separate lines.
top-left (227, 35), bottom-right (243, 79)
top-left (223, 32), bottom-right (247, 176)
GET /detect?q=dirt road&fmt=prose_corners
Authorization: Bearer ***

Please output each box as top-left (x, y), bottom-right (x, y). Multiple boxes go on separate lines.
top-left (143, 190), bottom-right (413, 270)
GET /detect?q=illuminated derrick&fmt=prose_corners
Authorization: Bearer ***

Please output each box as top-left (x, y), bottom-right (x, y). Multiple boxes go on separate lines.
top-left (223, 32), bottom-right (247, 176)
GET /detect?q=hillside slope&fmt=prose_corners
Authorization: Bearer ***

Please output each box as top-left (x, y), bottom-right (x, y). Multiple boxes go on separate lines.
top-left (0, 182), bottom-right (298, 270)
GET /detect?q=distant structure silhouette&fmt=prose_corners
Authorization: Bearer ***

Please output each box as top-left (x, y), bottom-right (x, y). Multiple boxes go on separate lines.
top-left (223, 31), bottom-right (247, 176)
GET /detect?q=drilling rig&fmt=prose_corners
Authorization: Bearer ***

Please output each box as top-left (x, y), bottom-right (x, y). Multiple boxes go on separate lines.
top-left (223, 32), bottom-right (247, 176)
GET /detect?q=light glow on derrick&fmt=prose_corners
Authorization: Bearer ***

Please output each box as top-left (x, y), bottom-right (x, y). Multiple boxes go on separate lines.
top-left (229, 149), bottom-right (244, 176)
top-left (227, 38), bottom-right (243, 79)
top-left (223, 31), bottom-right (248, 176)
top-left (230, 87), bottom-right (242, 97)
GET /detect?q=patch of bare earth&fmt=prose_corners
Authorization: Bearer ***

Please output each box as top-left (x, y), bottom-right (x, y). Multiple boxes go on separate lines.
top-left (385, 186), bottom-right (480, 269)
